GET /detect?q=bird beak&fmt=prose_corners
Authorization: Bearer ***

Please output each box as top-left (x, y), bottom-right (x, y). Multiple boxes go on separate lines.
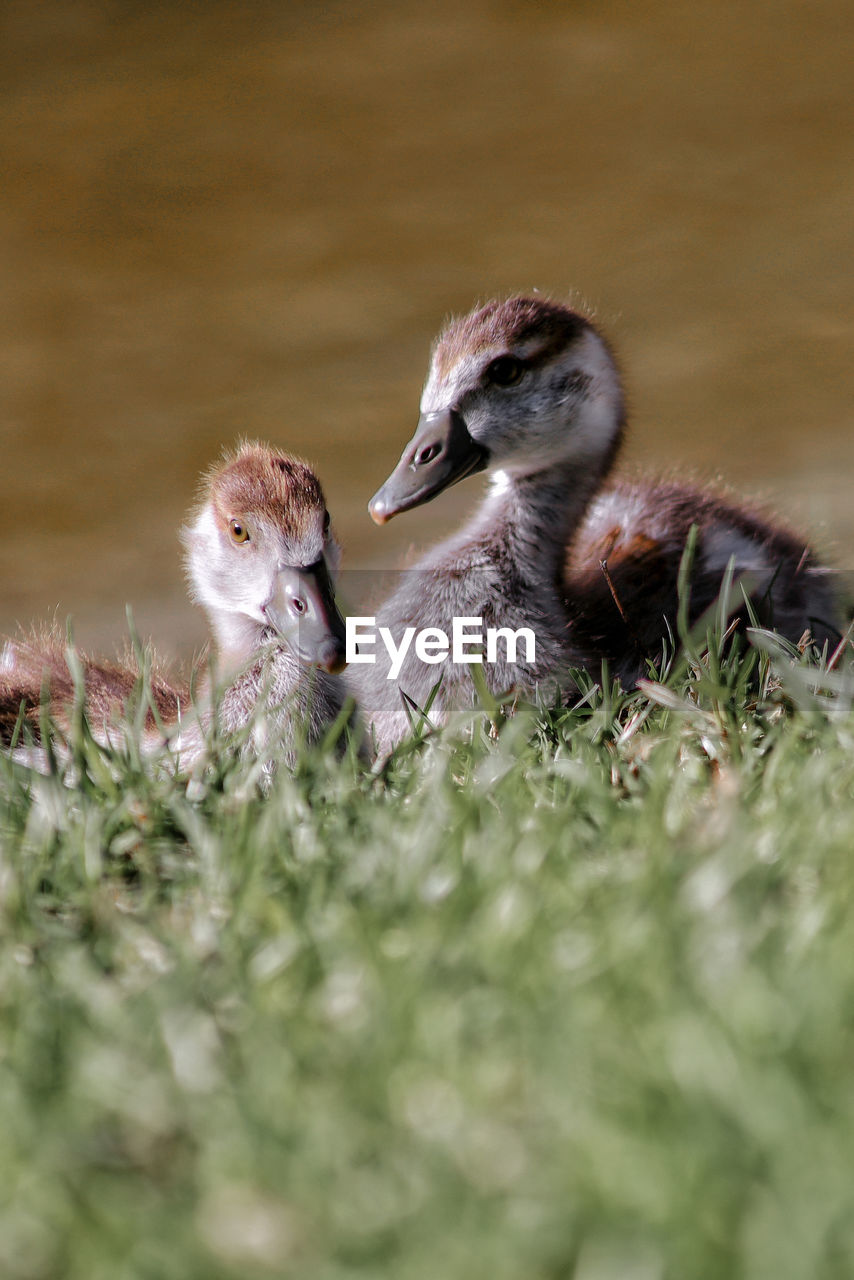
top-left (368, 408), bottom-right (489, 524)
top-left (264, 558), bottom-right (348, 674)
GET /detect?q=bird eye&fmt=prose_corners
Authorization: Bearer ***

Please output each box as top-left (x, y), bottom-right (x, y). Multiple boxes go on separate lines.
top-left (323, 510), bottom-right (331, 536)
top-left (229, 519), bottom-right (250, 544)
top-left (485, 356), bottom-right (524, 387)
top-left (291, 597), bottom-right (306, 616)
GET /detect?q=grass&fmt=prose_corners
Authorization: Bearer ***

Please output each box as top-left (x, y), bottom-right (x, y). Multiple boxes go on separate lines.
top-left (2, 625), bottom-right (854, 1279)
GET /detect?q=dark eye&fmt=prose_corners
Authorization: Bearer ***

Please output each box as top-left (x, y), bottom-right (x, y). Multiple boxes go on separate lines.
top-left (485, 356), bottom-right (524, 387)
top-left (291, 597), bottom-right (306, 616)
top-left (323, 510), bottom-right (331, 535)
top-left (229, 519), bottom-right (250, 544)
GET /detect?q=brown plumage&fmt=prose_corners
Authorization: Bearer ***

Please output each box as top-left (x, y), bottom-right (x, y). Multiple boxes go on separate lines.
top-left (432, 295), bottom-right (590, 379)
top-left (206, 450), bottom-right (326, 549)
top-left (0, 628), bottom-right (180, 750)
top-left (565, 476), bottom-right (839, 678)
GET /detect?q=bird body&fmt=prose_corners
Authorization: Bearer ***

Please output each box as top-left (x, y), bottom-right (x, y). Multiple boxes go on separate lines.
top-left (566, 476), bottom-right (837, 682)
top-left (0, 629), bottom-right (181, 756)
top-left (353, 458), bottom-right (596, 752)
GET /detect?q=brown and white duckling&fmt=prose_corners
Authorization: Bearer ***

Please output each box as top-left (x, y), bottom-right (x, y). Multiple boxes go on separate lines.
top-left (177, 442), bottom-right (349, 766)
top-left (363, 296), bottom-right (838, 746)
top-left (1, 443), bottom-right (348, 770)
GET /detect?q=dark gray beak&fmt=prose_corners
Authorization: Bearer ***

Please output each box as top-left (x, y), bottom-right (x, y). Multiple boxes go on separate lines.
top-left (368, 408), bottom-right (489, 525)
top-left (264, 557), bottom-right (348, 674)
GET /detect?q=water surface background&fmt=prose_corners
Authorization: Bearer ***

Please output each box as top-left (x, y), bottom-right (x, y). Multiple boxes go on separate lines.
top-left (2, 0), bottom-right (852, 658)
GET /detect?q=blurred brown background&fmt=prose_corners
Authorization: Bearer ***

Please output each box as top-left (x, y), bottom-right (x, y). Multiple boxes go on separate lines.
top-left (2, 0), bottom-right (852, 658)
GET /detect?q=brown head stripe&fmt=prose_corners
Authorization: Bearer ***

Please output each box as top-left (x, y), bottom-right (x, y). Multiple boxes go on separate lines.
top-left (432, 296), bottom-right (591, 378)
top-left (208, 444), bottom-right (326, 539)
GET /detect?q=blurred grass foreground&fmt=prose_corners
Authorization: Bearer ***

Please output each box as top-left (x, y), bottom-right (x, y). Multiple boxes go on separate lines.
top-left (2, 628), bottom-right (854, 1279)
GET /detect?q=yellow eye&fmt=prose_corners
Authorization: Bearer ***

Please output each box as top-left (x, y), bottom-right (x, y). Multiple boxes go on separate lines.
top-left (229, 519), bottom-right (250, 544)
